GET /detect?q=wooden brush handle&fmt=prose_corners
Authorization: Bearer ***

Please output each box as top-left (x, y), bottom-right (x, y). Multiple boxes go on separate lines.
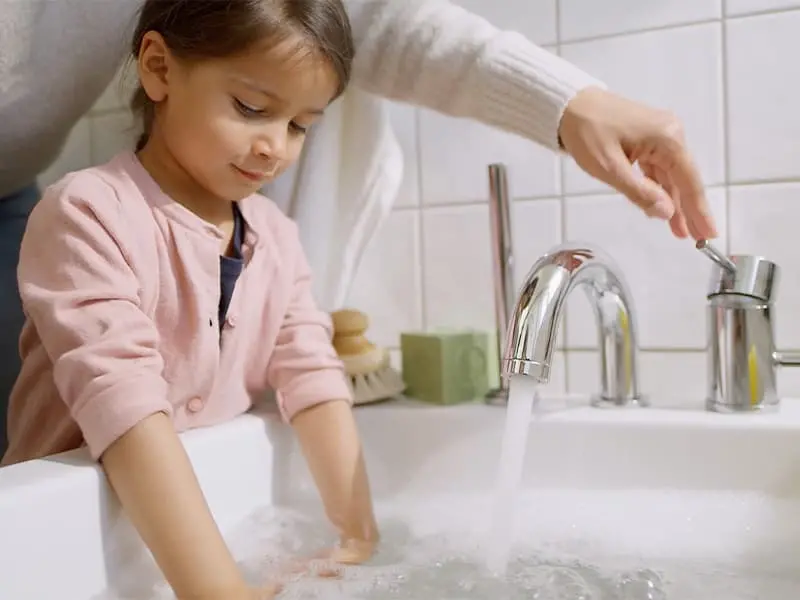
top-left (331, 309), bottom-right (369, 337)
top-left (333, 335), bottom-right (374, 356)
top-left (331, 308), bottom-right (374, 357)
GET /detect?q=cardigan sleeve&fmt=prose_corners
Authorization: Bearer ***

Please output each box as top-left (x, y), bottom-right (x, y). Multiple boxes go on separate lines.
top-left (265, 220), bottom-right (352, 421)
top-left (17, 173), bottom-right (171, 459)
top-left (343, 0), bottom-right (605, 150)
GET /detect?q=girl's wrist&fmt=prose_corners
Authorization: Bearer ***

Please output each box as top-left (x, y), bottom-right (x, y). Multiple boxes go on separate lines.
top-left (177, 578), bottom-right (251, 600)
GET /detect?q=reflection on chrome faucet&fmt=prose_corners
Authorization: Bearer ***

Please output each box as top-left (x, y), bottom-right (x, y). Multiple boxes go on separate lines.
top-left (501, 242), bottom-right (647, 408)
top-left (701, 246), bottom-right (800, 413)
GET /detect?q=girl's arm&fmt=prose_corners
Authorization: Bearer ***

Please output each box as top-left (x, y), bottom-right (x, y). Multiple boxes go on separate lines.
top-left (18, 176), bottom-right (252, 599)
top-left (101, 413), bottom-right (252, 599)
top-left (344, 0), bottom-right (603, 150)
top-left (266, 220), bottom-right (376, 558)
top-left (291, 400), bottom-right (379, 562)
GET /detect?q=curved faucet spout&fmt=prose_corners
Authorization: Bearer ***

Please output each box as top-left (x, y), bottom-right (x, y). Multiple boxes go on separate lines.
top-left (502, 242), bottom-right (647, 407)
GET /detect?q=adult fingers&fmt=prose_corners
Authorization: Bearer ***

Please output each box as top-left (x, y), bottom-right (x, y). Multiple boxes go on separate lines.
top-left (661, 167), bottom-right (689, 239)
top-left (602, 145), bottom-right (675, 221)
top-left (661, 146), bottom-right (716, 240)
top-left (642, 162), bottom-right (689, 239)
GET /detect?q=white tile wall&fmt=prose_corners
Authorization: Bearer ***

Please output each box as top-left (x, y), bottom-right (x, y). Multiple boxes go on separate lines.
top-left (45, 1), bottom-right (800, 400)
top-left (560, 22), bottom-right (726, 194)
top-left (559, 0), bottom-right (721, 42)
top-left (564, 188), bottom-right (728, 350)
top-left (725, 10), bottom-right (800, 181)
top-left (725, 0), bottom-right (800, 16)
top-left (418, 103), bottom-right (560, 205)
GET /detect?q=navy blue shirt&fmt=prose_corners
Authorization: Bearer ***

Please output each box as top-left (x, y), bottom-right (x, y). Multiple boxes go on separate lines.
top-left (219, 203), bottom-right (245, 329)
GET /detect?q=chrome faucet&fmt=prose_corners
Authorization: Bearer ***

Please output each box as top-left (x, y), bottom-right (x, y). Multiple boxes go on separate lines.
top-left (485, 163), bottom-right (515, 405)
top-left (698, 240), bottom-right (800, 412)
top-left (501, 242), bottom-right (647, 408)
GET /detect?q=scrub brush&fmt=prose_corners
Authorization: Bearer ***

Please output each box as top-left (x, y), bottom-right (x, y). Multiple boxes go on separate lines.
top-left (331, 308), bottom-right (405, 405)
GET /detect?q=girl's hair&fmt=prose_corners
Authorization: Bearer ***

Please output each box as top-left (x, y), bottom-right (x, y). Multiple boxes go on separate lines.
top-left (129, 0), bottom-right (354, 151)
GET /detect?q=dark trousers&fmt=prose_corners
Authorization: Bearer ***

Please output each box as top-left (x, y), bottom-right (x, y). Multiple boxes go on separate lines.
top-left (0, 184), bottom-right (39, 455)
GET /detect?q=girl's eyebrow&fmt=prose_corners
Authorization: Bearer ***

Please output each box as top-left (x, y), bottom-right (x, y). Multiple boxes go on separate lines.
top-left (230, 75), bottom-right (326, 116)
top-left (231, 75), bottom-right (280, 99)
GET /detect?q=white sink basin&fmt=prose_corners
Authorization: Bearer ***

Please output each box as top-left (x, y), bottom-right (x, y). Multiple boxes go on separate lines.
top-left (1, 396), bottom-right (800, 598)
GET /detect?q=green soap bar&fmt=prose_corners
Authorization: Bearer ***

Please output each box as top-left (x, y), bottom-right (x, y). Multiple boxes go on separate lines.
top-left (478, 329), bottom-right (500, 390)
top-left (400, 330), bottom-right (490, 405)
top-left (434, 327), bottom-right (500, 390)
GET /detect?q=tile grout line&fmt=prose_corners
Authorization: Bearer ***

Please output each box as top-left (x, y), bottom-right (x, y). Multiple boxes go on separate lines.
top-left (725, 176), bottom-right (800, 187)
top-left (720, 11), bottom-right (732, 255)
top-left (555, 1), bottom-right (571, 394)
top-left (559, 6), bottom-right (800, 48)
top-left (566, 348), bottom-right (710, 354)
top-left (725, 5), bottom-right (800, 20)
top-left (560, 17), bottom-right (721, 47)
top-left (394, 194), bottom-right (561, 211)
top-left (390, 177), bottom-right (800, 215)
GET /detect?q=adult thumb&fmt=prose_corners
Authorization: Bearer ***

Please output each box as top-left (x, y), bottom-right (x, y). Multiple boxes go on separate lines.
top-left (605, 149), bottom-right (674, 220)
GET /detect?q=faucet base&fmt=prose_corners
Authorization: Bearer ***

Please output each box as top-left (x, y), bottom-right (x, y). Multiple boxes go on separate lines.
top-left (590, 394), bottom-right (649, 409)
top-left (705, 398), bottom-right (780, 414)
top-left (485, 387), bottom-right (509, 406)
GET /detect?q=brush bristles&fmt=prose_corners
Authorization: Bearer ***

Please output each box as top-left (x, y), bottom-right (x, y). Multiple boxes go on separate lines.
top-left (348, 366), bottom-right (406, 405)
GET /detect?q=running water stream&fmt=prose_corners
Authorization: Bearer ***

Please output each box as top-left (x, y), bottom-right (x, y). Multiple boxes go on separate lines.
top-left (485, 374), bottom-right (540, 575)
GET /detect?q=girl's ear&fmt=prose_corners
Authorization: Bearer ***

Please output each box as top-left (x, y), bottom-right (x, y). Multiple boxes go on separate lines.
top-left (137, 31), bottom-right (173, 103)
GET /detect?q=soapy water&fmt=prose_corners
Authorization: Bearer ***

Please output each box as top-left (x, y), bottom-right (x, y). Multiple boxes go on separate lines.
top-left (92, 378), bottom-right (800, 599)
top-left (94, 491), bottom-right (800, 599)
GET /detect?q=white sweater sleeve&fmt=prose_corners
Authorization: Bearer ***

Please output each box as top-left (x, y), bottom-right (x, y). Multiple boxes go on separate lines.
top-left (344, 0), bottom-right (605, 151)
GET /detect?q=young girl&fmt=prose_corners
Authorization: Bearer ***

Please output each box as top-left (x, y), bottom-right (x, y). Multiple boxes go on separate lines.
top-left (1, 0), bottom-right (377, 597)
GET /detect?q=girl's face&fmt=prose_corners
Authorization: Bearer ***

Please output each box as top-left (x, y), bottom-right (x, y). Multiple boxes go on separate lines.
top-left (138, 32), bottom-right (338, 204)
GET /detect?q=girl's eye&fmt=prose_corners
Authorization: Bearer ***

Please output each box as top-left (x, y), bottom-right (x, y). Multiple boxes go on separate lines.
top-left (290, 121), bottom-right (308, 135)
top-left (234, 98), bottom-right (263, 117)
top-left (234, 97), bottom-right (309, 134)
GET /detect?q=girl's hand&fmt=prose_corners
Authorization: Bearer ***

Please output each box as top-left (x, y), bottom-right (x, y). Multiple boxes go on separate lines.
top-left (248, 582), bottom-right (282, 599)
top-left (290, 401), bottom-right (380, 564)
top-left (274, 535), bottom-right (379, 583)
top-left (325, 535), bottom-right (378, 565)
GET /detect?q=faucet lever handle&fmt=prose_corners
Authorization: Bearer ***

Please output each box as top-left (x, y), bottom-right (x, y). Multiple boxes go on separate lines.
top-left (696, 240), bottom-right (737, 275)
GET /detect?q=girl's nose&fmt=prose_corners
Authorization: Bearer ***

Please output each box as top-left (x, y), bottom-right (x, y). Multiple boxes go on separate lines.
top-left (253, 123), bottom-right (289, 161)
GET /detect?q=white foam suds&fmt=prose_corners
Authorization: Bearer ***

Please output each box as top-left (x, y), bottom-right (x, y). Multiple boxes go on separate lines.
top-left (93, 490), bottom-right (800, 599)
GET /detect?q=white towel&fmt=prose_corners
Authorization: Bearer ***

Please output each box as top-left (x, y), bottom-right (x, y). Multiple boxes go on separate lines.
top-left (265, 88), bottom-right (404, 311)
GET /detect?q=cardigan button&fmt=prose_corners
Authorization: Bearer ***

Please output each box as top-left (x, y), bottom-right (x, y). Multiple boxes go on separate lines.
top-left (186, 397), bottom-right (204, 413)
top-left (226, 314), bottom-right (238, 327)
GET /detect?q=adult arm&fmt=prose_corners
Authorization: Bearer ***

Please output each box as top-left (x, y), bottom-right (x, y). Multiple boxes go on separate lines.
top-left (344, 0), bottom-right (601, 150)
top-left (344, 0), bottom-right (716, 240)
top-left (19, 175), bottom-right (252, 599)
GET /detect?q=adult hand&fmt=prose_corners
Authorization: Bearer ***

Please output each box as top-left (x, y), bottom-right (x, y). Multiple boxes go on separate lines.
top-left (558, 87), bottom-right (717, 241)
